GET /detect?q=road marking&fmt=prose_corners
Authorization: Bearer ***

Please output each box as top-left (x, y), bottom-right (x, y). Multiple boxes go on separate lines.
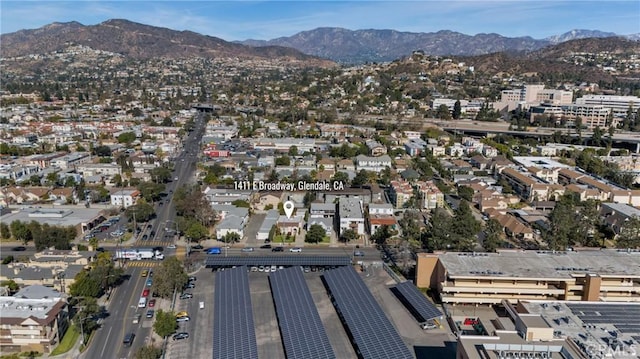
top-left (100, 327), bottom-right (112, 357)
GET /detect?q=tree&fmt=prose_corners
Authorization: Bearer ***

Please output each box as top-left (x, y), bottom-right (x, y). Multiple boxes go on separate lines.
top-left (268, 224), bottom-right (277, 242)
top-left (137, 181), bottom-right (166, 202)
top-left (288, 146), bottom-right (298, 157)
top-left (125, 202), bottom-right (155, 222)
top-left (544, 196), bottom-right (579, 250)
top-left (453, 100), bottom-right (462, 119)
top-left (399, 210), bottom-right (422, 242)
top-left (183, 220), bottom-right (208, 242)
top-left (0, 222), bottom-right (10, 239)
top-left (483, 219), bottom-right (503, 252)
top-left (117, 132), bottom-right (136, 145)
top-left (151, 257), bottom-right (188, 298)
top-left (9, 221), bottom-right (32, 244)
top-left (339, 228), bottom-right (358, 243)
top-left (457, 186), bottom-right (474, 202)
top-left (0, 279), bottom-right (19, 294)
top-left (371, 225), bottom-right (393, 246)
top-left (223, 232), bottom-right (241, 243)
top-left (351, 170), bottom-right (370, 187)
top-left (305, 224), bottom-right (326, 244)
top-left (153, 310), bottom-right (178, 338)
top-left (275, 156), bottom-right (290, 166)
top-left (135, 345), bottom-right (163, 359)
top-left (149, 167), bottom-right (172, 184)
top-left (436, 104), bottom-right (451, 120)
top-left (92, 145), bottom-right (112, 157)
top-left (617, 215), bottom-right (640, 249)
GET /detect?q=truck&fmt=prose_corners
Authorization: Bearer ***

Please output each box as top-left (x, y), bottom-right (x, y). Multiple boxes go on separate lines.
top-left (114, 248), bottom-right (164, 261)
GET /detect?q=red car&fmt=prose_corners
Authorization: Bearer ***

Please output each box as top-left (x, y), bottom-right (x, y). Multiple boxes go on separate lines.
top-left (148, 299), bottom-right (156, 308)
top-left (142, 289), bottom-right (150, 297)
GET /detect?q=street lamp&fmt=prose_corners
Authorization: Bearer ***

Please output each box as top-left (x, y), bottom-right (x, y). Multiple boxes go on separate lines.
top-left (78, 315), bottom-right (93, 346)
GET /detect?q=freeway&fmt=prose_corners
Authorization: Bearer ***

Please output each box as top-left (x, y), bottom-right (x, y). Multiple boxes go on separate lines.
top-left (83, 112), bottom-right (207, 359)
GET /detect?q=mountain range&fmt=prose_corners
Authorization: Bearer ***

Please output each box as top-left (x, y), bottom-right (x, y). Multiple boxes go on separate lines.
top-left (241, 28), bottom-right (639, 64)
top-left (1, 19), bottom-right (638, 65)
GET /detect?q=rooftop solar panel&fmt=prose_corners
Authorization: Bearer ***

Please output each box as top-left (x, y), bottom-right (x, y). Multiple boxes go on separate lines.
top-left (393, 281), bottom-right (442, 322)
top-left (213, 266), bottom-right (258, 359)
top-left (205, 255), bottom-right (351, 267)
top-left (270, 267), bottom-right (336, 359)
top-left (323, 266), bottom-right (414, 359)
top-left (566, 303), bottom-right (640, 335)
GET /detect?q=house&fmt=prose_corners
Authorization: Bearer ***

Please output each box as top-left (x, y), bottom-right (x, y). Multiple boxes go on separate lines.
top-left (306, 217), bottom-right (333, 237)
top-left (365, 140), bottom-right (387, 156)
top-left (469, 155), bottom-right (491, 170)
top-left (256, 210), bottom-right (279, 241)
top-left (368, 203), bottom-right (394, 216)
top-left (317, 158), bottom-right (336, 172)
top-left (109, 189), bottom-right (140, 208)
top-left (486, 210), bottom-right (534, 240)
top-left (277, 214), bottom-right (305, 236)
top-left (447, 145), bottom-right (465, 157)
top-left (369, 214), bottom-right (398, 234)
top-left (49, 188), bottom-right (76, 204)
top-left (310, 202), bottom-right (336, 218)
top-left (214, 206), bottom-right (249, 240)
top-left (338, 197), bottom-right (365, 236)
top-left (336, 159), bottom-right (356, 172)
top-left (0, 286), bottom-right (68, 354)
top-left (50, 152), bottom-right (91, 170)
top-left (253, 192), bottom-right (283, 211)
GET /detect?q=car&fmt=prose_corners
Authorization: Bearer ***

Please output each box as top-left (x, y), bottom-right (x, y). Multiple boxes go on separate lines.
top-left (270, 265), bottom-right (277, 272)
top-left (179, 293), bottom-right (193, 300)
top-left (184, 282), bottom-right (195, 289)
top-left (303, 266), bottom-right (311, 273)
top-left (133, 314), bottom-right (141, 324)
top-left (148, 299), bottom-right (156, 308)
top-left (142, 289), bottom-right (150, 297)
top-left (11, 246), bottom-right (26, 251)
top-left (192, 244), bottom-right (204, 250)
top-left (141, 270), bottom-right (149, 277)
top-left (150, 230), bottom-right (156, 237)
top-left (167, 244), bottom-right (176, 249)
top-left (176, 316), bottom-right (190, 322)
top-left (188, 276), bottom-right (196, 282)
top-left (146, 279), bottom-right (152, 287)
top-left (420, 322), bottom-right (437, 330)
top-left (123, 333), bottom-right (135, 347)
top-left (241, 247), bottom-right (254, 252)
top-left (258, 266), bottom-right (265, 272)
top-left (172, 332), bottom-right (189, 340)
top-left (250, 266), bottom-right (258, 272)
top-left (176, 311), bottom-right (189, 318)
top-left (158, 201), bottom-right (164, 206)
top-left (146, 309), bottom-right (155, 318)
top-left (141, 234), bottom-right (148, 240)
top-left (354, 251), bottom-right (365, 257)
top-left (174, 177), bottom-right (179, 181)
top-left (289, 247), bottom-right (302, 253)
top-left (260, 244), bottom-right (272, 249)
top-left (199, 301), bottom-right (205, 309)
top-left (272, 246), bottom-right (284, 252)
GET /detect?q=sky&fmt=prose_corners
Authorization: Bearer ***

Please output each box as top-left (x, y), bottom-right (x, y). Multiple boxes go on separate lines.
top-left (1, 1), bottom-right (639, 41)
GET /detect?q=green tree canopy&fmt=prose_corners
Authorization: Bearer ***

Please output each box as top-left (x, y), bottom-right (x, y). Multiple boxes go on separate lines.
top-left (151, 257), bottom-right (188, 299)
top-left (305, 224), bottom-right (326, 244)
top-left (135, 345), bottom-right (163, 359)
top-left (339, 228), bottom-right (358, 243)
top-left (153, 310), bottom-right (178, 338)
top-left (117, 132), bottom-right (137, 145)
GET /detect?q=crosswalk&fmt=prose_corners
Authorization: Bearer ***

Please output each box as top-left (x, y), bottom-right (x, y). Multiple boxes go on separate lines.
top-left (125, 260), bottom-right (161, 268)
top-left (134, 240), bottom-right (170, 247)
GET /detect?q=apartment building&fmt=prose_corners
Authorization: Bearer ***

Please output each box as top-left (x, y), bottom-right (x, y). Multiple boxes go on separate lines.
top-left (109, 189), bottom-right (140, 208)
top-left (416, 180), bottom-right (445, 209)
top-left (365, 140), bottom-right (387, 156)
top-left (76, 163), bottom-right (122, 177)
top-left (0, 286), bottom-right (69, 354)
top-left (252, 138), bottom-right (316, 153)
top-left (355, 154), bottom-right (392, 172)
top-left (338, 197), bottom-right (365, 236)
top-left (499, 168), bottom-right (541, 201)
top-left (368, 203), bottom-right (396, 234)
top-left (50, 152), bottom-right (91, 170)
top-left (416, 250), bottom-right (640, 305)
top-left (390, 180), bottom-right (413, 208)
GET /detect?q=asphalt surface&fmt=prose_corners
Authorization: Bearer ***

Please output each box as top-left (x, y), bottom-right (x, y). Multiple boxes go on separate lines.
top-left (0, 245), bottom-right (37, 260)
top-left (83, 113), bottom-right (207, 359)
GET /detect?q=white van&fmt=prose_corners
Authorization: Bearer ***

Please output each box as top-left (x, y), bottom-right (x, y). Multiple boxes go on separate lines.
top-left (138, 297), bottom-right (147, 308)
top-left (199, 301), bottom-right (205, 310)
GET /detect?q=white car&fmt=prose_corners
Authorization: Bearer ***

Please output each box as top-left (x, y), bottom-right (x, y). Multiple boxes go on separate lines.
top-left (289, 247), bottom-right (302, 253)
top-left (167, 244), bottom-right (176, 249)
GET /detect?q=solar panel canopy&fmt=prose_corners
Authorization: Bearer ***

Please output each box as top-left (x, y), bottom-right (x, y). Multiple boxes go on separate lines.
top-left (270, 267), bottom-right (336, 359)
top-left (393, 281), bottom-right (443, 322)
top-left (566, 303), bottom-right (640, 334)
top-left (205, 255), bottom-right (351, 267)
top-left (213, 266), bottom-right (258, 359)
top-left (323, 266), bottom-right (414, 359)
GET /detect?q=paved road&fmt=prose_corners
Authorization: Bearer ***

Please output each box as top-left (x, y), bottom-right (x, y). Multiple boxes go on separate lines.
top-left (83, 112), bottom-right (207, 359)
top-left (202, 245), bottom-right (380, 259)
top-left (0, 245), bottom-right (37, 260)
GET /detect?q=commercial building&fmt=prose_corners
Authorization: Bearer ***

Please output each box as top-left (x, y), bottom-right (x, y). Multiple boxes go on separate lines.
top-left (338, 197), bottom-right (365, 236)
top-left (109, 188), bottom-right (140, 208)
top-left (576, 95), bottom-right (640, 117)
top-left (0, 286), bottom-right (69, 354)
top-left (416, 250), bottom-right (640, 305)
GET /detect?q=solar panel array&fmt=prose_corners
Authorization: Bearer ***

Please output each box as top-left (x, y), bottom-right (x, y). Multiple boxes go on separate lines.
top-left (205, 255), bottom-right (351, 267)
top-left (323, 266), bottom-right (414, 359)
top-left (566, 303), bottom-right (640, 334)
top-left (270, 267), bottom-right (336, 359)
top-left (393, 281), bottom-right (443, 322)
top-left (213, 266), bottom-right (258, 359)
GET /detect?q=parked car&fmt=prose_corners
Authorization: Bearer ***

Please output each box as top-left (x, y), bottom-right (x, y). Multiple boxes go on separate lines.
top-left (146, 279), bottom-right (153, 287)
top-left (289, 247), bottom-right (302, 253)
top-left (272, 247), bottom-right (284, 252)
top-left (142, 289), bottom-right (150, 297)
top-left (354, 251), bottom-right (365, 257)
top-left (184, 282), bottom-right (195, 289)
top-left (188, 276), bottom-right (196, 282)
top-left (176, 311), bottom-right (189, 318)
top-left (176, 316), bottom-right (190, 322)
top-left (192, 244), bottom-right (204, 250)
top-left (133, 314), bottom-right (141, 324)
top-left (180, 293), bottom-right (193, 300)
top-left (172, 332), bottom-right (189, 340)
top-left (148, 299), bottom-right (156, 308)
top-left (146, 309), bottom-right (155, 318)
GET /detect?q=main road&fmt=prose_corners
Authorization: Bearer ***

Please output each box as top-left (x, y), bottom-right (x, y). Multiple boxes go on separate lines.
top-left (83, 112), bottom-right (207, 359)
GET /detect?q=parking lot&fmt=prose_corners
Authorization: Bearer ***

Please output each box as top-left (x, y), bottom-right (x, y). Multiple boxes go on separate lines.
top-left (164, 265), bottom-right (455, 359)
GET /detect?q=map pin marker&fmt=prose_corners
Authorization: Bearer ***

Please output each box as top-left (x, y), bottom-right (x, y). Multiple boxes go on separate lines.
top-left (284, 201), bottom-right (295, 219)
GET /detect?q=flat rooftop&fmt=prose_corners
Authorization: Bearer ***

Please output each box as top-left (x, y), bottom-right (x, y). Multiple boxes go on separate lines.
top-left (0, 207), bottom-right (105, 227)
top-left (512, 156), bottom-right (571, 169)
top-left (458, 332), bottom-right (576, 359)
top-left (0, 297), bottom-right (64, 321)
top-left (434, 250), bottom-right (640, 279)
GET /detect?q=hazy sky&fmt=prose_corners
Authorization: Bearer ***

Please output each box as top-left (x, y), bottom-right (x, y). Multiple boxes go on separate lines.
top-left (2, 1), bottom-right (639, 40)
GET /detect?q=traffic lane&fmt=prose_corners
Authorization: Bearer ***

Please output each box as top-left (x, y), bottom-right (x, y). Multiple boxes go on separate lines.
top-left (216, 246), bottom-right (378, 258)
top-left (0, 245), bottom-right (37, 260)
top-left (116, 266), bottom-right (150, 359)
top-left (83, 266), bottom-right (141, 359)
